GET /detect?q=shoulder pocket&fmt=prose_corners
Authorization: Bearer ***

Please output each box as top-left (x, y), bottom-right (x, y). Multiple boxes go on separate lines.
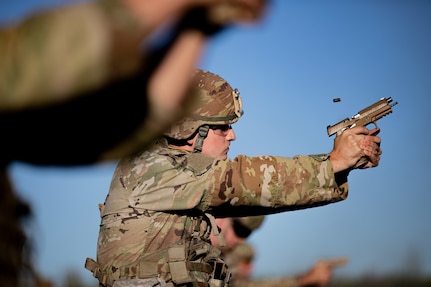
top-left (186, 153), bottom-right (215, 175)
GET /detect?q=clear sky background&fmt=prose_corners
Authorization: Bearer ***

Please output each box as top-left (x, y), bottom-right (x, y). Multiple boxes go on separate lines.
top-left (2, 0), bottom-right (431, 286)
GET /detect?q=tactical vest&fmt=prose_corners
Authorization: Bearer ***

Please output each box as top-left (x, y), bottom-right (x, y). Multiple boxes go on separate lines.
top-left (85, 213), bottom-right (231, 287)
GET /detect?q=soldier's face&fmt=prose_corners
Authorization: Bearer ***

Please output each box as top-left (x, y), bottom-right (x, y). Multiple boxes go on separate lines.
top-left (236, 260), bottom-right (253, 280)
top-left (223, 220), bottom-right (246, 251)
top-left (200, 124), bottom-right (236, 159)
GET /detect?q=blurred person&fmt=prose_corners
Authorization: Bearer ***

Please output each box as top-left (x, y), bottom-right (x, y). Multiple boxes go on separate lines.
top-left (211, 216), bottom-right (266, 254)
top-left (0, 1), bottom-right (269, 286)
top-left (226, 242), bottom-right (255, 280)
top-left (0, 0), bottom-right (268, 165)
top-left (213, 217), bottom-right (346, 287)
top-left (226, 242), bottom-right (347, 287)
top-left (87, 69), bottom-right (382, 287)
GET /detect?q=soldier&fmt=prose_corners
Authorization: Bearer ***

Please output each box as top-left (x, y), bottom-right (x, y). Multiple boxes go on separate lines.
top-left (210, 216), bottom-right (263, 282)
top-left (0, 1), bottom-right (268, 286)
top-left (226, 242), bottom-right (255, 281)
top-left (86, 69), bottom-right (382, 287)
top-left (226, 242), bottom-right (347, 287)
top-left (212, 217), bottom-right (344, 287)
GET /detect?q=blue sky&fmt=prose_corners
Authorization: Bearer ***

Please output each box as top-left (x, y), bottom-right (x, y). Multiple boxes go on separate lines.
top-left (2, 0), bottom-right (431, 285)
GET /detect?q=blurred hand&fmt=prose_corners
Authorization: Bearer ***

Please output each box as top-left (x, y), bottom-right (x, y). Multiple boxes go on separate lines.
top-left (208, 0), bottom-right (268, 24)
top-left (330, 126), bottom-right (382, 173)
top-left (297, 261), bottom-right (333, 287)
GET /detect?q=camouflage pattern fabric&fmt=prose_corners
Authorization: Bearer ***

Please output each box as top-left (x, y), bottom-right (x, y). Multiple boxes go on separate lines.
top-left (0, 0), bottom-right (199, 165)
top-left (0, 0), bottom-right (185, 285)
top-left (164, 69), bottom-right (243, 140)
top-left (92, 138), bottom-right (348, 286)
top-left (113, 278), bottom-right (168, 287)
top-left (0, 0), bottom-right (146, 111)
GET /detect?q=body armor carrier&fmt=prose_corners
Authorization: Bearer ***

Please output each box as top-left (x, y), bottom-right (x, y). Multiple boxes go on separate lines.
top-left (85, 213), bottom-right (231, 287)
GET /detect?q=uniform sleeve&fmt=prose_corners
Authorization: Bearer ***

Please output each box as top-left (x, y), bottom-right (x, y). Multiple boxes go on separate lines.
top-left (201, 154), bottom-right (348, 216)
top-left (0, 0), bottom-right (147, 111)
top-left (103, 150), bottom-right (348, 216)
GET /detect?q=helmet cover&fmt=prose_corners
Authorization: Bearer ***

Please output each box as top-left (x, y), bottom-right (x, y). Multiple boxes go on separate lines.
top-left (231, 242), bottom-right (255, 262)
top-left (165, 69), bottom-right (243, 139)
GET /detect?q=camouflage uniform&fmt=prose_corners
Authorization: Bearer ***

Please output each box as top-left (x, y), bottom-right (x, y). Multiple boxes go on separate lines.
top-left (0, 0), bottom-right (180, 165)
top-left (0, 1), bottom-right (222, 285)
top-left (0, 1), bottom-right (150, 284)
top-left (0, 0), bottom-right (228, 166)
top-left (86, 70), bottom-right (349, 287)
top-left (0, 0), bottom-right (146, 112)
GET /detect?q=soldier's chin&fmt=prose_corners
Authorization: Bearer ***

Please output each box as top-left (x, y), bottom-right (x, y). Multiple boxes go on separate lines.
top-left (219, 153), bottom-right (228, 160)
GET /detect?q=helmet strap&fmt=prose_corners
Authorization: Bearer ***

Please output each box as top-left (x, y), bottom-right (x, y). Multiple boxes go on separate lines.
top-left (193, 125), bottom-right (209, 153)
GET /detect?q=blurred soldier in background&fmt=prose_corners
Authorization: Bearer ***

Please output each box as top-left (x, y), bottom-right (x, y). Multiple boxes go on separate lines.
top-left (211, 216), bottom-right (266, 254)
top-left (215, 217), bottom-right (347, 287)
top-left (226, 242), bottom-right (348, 287)
top-left (0, 1), bottom-right (269, 286)
top-left (0, 0), bottom-right (267, 165)
top-left (226, 242), bottom-right (256, 280)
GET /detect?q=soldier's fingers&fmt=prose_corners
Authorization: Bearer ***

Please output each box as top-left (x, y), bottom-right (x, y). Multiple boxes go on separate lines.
top-left (368, 127), bottom-right (380, 136)
top-left (348, 126), bottom-right (370, 136)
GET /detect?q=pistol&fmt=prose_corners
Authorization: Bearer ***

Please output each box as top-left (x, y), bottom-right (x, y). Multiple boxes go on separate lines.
top-left (316, 257), bottom-right (349, 268)
top-left (327, 97), bottom-right (398, 137)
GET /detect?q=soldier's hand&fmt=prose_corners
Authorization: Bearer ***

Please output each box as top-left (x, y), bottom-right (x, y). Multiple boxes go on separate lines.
top-left (297, 261), bottom-right (333, 287)
top-left (207, 0), bottom-right (268, 25)
top-left (330, 126), bottom-right (382, 173)
top-left (355, 127), bottom-right (382, 169)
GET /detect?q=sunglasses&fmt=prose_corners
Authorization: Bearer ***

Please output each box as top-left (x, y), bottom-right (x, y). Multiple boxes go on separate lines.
top-left (232, 219), bottom-right (252, 239)
top-left (208, 124), bottom-right (232, 137)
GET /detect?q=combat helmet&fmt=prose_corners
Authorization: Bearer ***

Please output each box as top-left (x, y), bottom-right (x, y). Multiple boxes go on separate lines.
top-left (164, 69), bottom-right (243, 152)
top-left (231, 242), bottom-right (255, 262)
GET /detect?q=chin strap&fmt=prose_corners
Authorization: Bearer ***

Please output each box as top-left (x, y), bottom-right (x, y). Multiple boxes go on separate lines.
top-left (205, 213), bottom-right (226, 248)
top-left (193, 125), bottom-right (209, 153)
